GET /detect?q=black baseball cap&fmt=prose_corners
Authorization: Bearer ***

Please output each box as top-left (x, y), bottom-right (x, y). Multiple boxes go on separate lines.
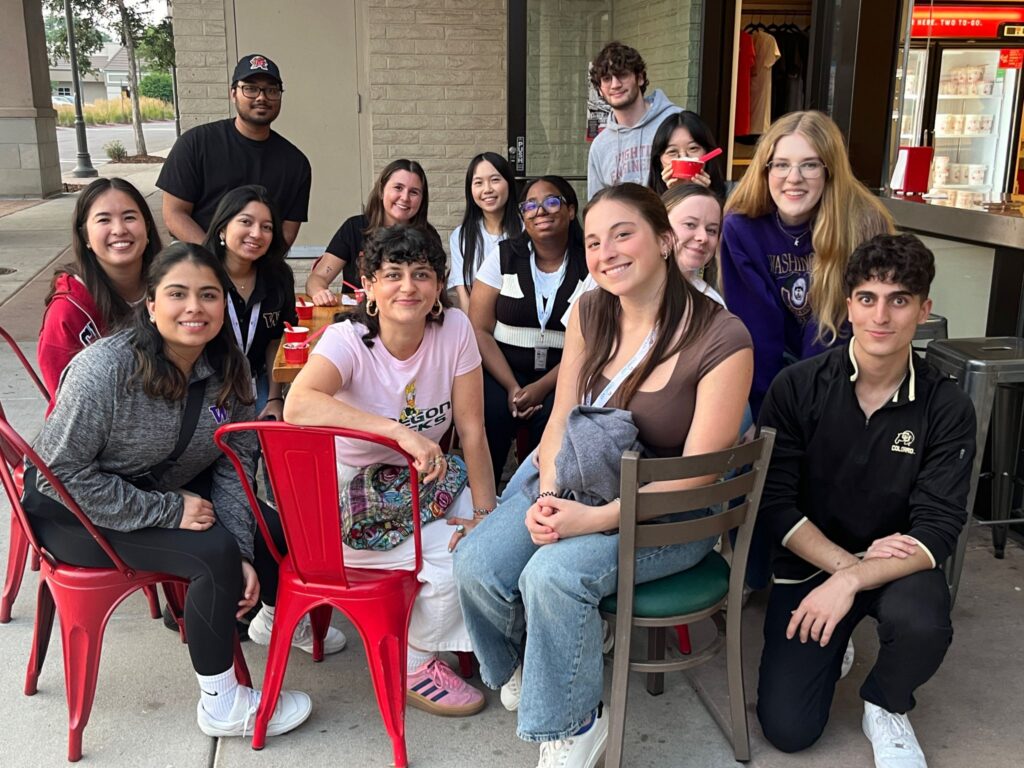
top-left (232, 54), bottom-right (283, 86)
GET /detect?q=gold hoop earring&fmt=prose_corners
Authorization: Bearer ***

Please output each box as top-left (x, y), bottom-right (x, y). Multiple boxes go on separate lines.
top-left (430, 298), bottom-right (443, 318)
top-left (366, 299), bottom-right (378, 317)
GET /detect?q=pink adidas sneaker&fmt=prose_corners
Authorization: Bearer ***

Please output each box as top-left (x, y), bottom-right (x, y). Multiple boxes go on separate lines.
top-left (406, 658), bottom-right (485, 717)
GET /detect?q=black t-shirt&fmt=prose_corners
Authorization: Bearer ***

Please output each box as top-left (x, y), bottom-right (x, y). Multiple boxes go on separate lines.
top-left (325, 215), bottom-right (444, 291)
top-left (325, 214), bottom-right (368, 290)
top-left (226, 267), bottom-right (298, 378)
top-left (157, 118), bottom-right (312, 232)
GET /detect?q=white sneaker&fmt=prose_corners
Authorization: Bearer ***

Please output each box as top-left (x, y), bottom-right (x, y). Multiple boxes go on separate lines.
top-left (247, 607), bottom-right (347, 655)
top-left (841, 638), bottom-right (855, 679)
top-left (862, 700), bottom-right (928, 767)
top-left (197, 685), bottom-right (312, 738)
top-left (500, 664), bottom-right (522, 711)
top-left (537, 707), bottom-right (608, 768)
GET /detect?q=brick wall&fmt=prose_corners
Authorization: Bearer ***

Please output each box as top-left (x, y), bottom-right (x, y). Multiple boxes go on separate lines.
top-left (613, 0), bottom-right (703, 111)
top-left (171, 0), bottom-right (231, 131)
top-left (366, 0), bottom-right (508, 241)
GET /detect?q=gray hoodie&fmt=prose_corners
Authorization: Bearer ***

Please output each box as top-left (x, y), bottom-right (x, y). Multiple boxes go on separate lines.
top-left (32, 330), bottom-right (260, 560)
top-left (586, 89), bottom-right (682, 200)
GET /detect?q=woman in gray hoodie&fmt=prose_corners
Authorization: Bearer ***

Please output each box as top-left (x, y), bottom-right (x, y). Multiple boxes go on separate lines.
top-left (23, 242), bottom-right (312, 741)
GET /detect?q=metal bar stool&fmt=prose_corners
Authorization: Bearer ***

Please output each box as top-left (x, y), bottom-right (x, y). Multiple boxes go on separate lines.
top-left (925, 337), bottom-right (1024, 605)
top-left (913, 314), bottom-right (948, 344)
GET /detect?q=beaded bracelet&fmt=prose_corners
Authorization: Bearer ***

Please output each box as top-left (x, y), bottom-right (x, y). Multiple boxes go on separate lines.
top-left (473, 508), bottom-right (494, 516)
top-left (536, 491), bottom-right (558, 501)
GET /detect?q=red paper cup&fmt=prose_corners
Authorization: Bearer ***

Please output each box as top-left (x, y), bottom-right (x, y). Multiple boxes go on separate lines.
top-left (283, 342), bottom-right (309, 365)
top-left (284, 326), bottom-right (308, 345)
top-left (295, 300), bottom-right (313, 321)
top-left (671, 158), bottom-right (705, 181)
top-left (353, 289), bottom-right (365, 303)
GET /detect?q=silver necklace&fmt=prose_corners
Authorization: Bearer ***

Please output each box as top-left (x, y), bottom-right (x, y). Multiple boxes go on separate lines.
top-left (775, 211), bottom-right (812, 247)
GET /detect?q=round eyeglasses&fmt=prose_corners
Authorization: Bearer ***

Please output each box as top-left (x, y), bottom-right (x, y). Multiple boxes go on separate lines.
top-left (518, 195), bottom-right (566, 218)
top-left (765, 160), bottom-right (827, 179)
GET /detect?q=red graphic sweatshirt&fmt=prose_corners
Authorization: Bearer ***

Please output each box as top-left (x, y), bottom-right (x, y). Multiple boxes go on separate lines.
top-left (37, 273), bottom-right (104, 413)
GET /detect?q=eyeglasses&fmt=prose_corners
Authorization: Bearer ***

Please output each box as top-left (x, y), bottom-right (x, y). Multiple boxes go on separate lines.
top-left (238, 84), bottom-right (283, 101)
top-left (765, 160), bottom-right (827, 179)
top-left (518, 195), bottom-right (566, 218)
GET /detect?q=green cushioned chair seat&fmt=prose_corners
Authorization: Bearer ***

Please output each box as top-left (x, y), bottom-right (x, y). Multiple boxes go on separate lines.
top-left (600, 551), bottom-right (730, 618)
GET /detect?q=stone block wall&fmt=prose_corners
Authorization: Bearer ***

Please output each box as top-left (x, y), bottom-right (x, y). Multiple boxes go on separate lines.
top-left (171, 0), bottom-right (231, 131)
top-left (366, 0), bottom-right (507, 239)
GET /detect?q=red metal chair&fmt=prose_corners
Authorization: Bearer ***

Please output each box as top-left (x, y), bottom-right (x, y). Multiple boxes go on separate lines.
top-left (0, 326), bottom-right (162, 624)
top-left (215, 422), bottom-right (425, 765)
top-left (0, 414), bottom-right (251, 762)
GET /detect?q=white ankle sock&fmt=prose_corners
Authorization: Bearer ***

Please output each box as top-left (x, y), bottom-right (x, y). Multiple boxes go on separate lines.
top-left (407, 647), bottom-right (435, 673)
top-left (197, 668), bottom-right (239, 721)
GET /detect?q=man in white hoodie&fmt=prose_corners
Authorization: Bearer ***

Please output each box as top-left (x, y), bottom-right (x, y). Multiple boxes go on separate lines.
top-left (586, 42), bottom-right (683, 199)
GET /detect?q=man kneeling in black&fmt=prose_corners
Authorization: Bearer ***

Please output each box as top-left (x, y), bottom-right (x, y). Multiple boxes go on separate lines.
top-left (755, 234), bottom-right (975, 767)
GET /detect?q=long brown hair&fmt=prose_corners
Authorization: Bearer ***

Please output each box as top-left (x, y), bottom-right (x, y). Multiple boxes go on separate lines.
top-left (50, 177), bottom-right (162, 328)
top-left (725, 111), bottom-right (893, 343)
top-left (662, 182), bottom-right (723, 290)
top-left (578, 183), bottom-right (721, 408)
top-left (129, 243), bottom-right (254, 408)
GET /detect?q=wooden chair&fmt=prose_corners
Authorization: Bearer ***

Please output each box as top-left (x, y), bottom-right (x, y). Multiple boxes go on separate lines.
top-left (599, 430), bottom-right (775, 766)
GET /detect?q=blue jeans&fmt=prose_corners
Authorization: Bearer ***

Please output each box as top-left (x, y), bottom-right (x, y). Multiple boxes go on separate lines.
top-left (454, 491), bottom-right (716, 742)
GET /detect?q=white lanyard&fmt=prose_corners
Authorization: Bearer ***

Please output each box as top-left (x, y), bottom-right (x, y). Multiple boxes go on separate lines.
top-left (530, 246), bottom-right (569, 335)
top-left (227, 296), bottom-right (261, 356)
top-left (586, 327), bottom-right (658, 407)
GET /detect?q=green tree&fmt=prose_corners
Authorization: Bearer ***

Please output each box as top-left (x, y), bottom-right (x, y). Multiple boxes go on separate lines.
top-left (137, 19), bottom-right (175, 71)
top-left (43, 9), bottom-right (108, 79)
top-left (139, 72), bottom-right (173, 103)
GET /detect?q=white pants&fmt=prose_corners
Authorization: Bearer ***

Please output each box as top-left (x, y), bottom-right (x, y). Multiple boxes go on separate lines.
top-left (340, 465), bottom-right (472, 652)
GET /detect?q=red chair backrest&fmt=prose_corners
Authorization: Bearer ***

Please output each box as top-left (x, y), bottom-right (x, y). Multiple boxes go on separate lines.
top-left (0, 414), bottom-right (135, 576)
top-left (214, 422), bottom-right (423, 587)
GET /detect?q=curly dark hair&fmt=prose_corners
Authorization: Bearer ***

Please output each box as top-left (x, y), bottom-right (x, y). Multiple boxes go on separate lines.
top-left (589, 41), bottom-right (647, 95)
top-left (355, 225), bottom-right (450, 348)
top-left (845, 233), bottom-right (935, 298)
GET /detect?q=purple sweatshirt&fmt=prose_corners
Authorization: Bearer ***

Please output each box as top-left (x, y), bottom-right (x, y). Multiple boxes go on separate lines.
top-left (720, 211), bottom-right (834, 417)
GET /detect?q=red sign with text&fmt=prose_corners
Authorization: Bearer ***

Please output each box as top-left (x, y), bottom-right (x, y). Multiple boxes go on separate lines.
top-left (912, 6), bottom-right (1024, 39)
top-left (1000, 48), bottom-right (1024, 69)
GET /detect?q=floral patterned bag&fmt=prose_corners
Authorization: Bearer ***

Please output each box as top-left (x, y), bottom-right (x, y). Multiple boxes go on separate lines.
top-left (339, 454), bottom-right (468, 551)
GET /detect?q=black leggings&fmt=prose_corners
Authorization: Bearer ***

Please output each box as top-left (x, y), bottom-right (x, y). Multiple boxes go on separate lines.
top-left (22, 467), bottom-right (286, 676)
top-left (482, 369), bottom-right (555, 486)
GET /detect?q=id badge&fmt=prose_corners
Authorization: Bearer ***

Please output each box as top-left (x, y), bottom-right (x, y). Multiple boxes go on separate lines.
top-left (534, 331), bottom-right (549, 371)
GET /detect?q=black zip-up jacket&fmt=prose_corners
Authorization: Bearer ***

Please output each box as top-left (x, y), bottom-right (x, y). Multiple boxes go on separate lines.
top-left (756, 342), bottom-right (976, 583)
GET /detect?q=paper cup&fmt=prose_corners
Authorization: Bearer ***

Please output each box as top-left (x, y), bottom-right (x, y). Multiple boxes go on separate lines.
top-left (933, 155), bottom-right (950, 171)
top-left (295, 300), bottom-right (313, 321)
top-left (283, 342), bottom-right (309, 365)
top-left (968, 164), bottom-right (987, 185)
top-left (951, 114), bottom-right (966, 135)
top-left (284, 326), bottom-right (308, 345)
top-left (671, 158), bottom-right (705, 181)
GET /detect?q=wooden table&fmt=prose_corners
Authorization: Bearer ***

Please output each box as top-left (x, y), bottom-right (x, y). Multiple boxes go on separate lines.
top-left (272, 302), bottom-right (356, 383)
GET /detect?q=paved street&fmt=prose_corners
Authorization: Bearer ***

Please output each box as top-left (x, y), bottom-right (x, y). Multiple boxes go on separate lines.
top-left (57, 121), bottom-right (178, 169)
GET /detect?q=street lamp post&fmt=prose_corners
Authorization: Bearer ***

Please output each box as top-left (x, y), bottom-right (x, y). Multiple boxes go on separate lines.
top-left (64, 0), bottom-right (97, 178)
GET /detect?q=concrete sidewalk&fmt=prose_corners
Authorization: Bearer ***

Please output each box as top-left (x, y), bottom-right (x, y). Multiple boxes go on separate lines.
top-left (1, 174), bottom-right (1022, 767)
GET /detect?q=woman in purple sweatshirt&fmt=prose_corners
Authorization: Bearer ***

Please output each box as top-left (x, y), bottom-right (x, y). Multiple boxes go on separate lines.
top-left (721, 111), bottom-right (893, 417)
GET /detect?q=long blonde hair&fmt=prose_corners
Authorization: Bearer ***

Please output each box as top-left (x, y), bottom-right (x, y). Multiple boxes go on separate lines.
top-left (726, 111), bottom-right (894, 343)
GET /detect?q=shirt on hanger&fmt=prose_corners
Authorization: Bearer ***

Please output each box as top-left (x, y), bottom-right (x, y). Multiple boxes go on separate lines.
top-left (750, 30), bottom-right (781, 134)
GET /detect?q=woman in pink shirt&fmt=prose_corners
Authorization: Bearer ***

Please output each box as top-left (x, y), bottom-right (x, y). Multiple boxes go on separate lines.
top-left (285, 225), bottom-right (496, 717)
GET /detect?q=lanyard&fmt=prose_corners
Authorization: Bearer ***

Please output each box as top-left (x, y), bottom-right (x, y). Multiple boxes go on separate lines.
top-left (530, 245), bottom-right (569, 335)
top-left (586, 327), bottom-right (658, 407)
top-left (227, 296), bottom-right (261, 357)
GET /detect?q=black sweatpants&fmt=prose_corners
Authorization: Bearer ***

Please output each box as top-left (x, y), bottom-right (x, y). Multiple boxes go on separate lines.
top-left (756, 568), bottom-right (953, 754)
top-left (483, 369), bottom-right (555, 486)
top-left (22, 467), bottom-right (285, 676)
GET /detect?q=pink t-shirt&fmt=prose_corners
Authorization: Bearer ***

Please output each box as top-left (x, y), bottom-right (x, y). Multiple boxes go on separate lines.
top-left (312, 309), bottom-right (482, 466)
